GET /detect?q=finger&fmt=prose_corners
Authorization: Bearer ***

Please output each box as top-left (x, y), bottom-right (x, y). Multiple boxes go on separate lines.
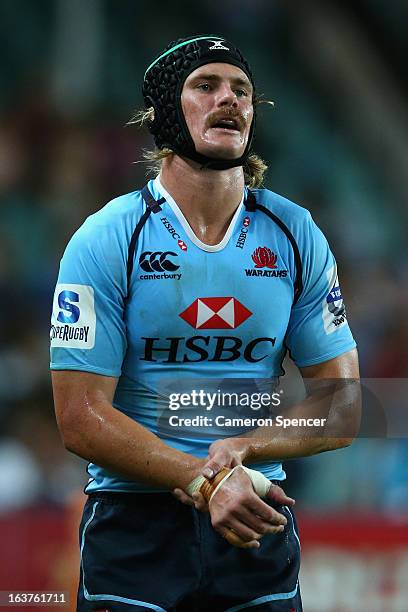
top-left (232, 506), bottom-right (286, 536)
top-left (192, 492), bottom-right (208, 512)
top-left (219, 526), bottom-right (260, 549)
top-left (202, 459), bottom-right (224, 479)
top-left (267, 484), bottom-right (295, 507)
top-left (172, 488), bottom-right (195, 507)
top-left (226, 517), bottom-right (264, 544)
top-left (246, 497), bottom-right (288, 526)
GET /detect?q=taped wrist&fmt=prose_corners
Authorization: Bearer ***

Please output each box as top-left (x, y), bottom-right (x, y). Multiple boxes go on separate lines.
top-left (186, 465), bottom-right (271, 502)
top-left (185, 467), bottom-right (230, 499)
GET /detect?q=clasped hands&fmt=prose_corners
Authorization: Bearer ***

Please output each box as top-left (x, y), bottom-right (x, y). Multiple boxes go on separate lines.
top-left (173, 438), bottom-right (295, 549)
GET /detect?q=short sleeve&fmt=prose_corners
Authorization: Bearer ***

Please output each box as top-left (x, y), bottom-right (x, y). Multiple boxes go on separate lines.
top-left (50, 215), bottom-right (128, 377)
top-left (285, 213), bottom-right (356, 367)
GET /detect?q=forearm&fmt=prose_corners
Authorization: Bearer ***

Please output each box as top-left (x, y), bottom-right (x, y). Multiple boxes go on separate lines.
top-left (217, 433), bottom-right (338, 467)
top-left (241, 433), bottom-right (343, 463)
top-left (230, 381), bottom-right (361, 463)
top-left (59, 393), bottom-right (203, 491)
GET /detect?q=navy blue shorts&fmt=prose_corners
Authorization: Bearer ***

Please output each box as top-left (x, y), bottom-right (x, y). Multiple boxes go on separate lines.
top-left (77, 490), bottom-right (302, 612)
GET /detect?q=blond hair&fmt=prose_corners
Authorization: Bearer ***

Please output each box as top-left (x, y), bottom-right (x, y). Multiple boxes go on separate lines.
top-left (128, 100), bottom-right (273, 188)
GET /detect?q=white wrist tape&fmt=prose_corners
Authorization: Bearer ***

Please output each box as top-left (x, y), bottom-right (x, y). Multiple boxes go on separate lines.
top-left (186, 474), bottom-right (206, 497)
top-left (240, 465), bottom-right (272, 498)
top-left (211, 465), bottom-right (271, 500)
top-left (186, 465), bottom-right (271, 500)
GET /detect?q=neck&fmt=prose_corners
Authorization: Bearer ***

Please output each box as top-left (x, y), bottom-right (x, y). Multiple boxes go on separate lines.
top-left (159, 154), bottom-right (245, 245)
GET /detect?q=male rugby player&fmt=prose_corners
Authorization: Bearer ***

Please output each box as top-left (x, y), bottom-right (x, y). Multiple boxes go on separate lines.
top-left (51, 36), bottom-right (359, 611)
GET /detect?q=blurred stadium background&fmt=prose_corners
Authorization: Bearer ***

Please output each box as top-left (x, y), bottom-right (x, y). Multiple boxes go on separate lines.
top-left (1, 1), bottom-right (407, 610)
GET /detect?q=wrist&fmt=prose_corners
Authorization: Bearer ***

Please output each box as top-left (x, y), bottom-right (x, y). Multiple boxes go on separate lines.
top-left (178, 458), bottom-right (205, 491)
top-left (230, 437), bottom-right (254, 463)
top-left (186, 467), bottom-right (232, 501)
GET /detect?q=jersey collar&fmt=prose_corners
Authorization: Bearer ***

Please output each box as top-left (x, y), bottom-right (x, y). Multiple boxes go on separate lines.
top-left (152, 176), bottom-right (246, 253)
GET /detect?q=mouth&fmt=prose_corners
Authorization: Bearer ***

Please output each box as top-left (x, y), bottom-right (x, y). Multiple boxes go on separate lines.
top-left (210, 117), bottom-right (241, 133)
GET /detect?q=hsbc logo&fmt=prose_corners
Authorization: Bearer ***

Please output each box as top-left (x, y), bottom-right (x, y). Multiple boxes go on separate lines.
top-left (160, 217), bottom-right (188, 251)
top-left (179, 297), bottom-right (252, 329)
top-left (140, 296), bottom-right (276, 363)
top-left (140, 335), bottom-right (276, 363)
top-left (236, 215), bottom-right (251, 249)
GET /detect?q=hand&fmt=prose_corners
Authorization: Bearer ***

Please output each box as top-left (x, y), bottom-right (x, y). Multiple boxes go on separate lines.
top-left (201, 437), bottom-right (295, 509)
top-left (172, 439), bottom-right (244, 510)
top-left (202, 438), bottom-right (248, 479)
top-left (208, 466), bottom-right (289, 549)
top-left (173, 438), bottom-right (295, 513)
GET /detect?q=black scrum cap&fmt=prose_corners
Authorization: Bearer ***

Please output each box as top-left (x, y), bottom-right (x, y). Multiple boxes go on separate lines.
top-left (142, 35), bottom-right (256, 170)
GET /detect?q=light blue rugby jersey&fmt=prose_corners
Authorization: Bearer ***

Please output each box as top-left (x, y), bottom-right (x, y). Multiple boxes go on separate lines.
top-left (50, 177), bottom-right (356, 493)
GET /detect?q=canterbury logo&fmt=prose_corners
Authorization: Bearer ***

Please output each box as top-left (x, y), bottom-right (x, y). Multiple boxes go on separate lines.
top-left (209, 40), bottom-right (229, 51)
top-left (139, 251), bottom-right (180, 273)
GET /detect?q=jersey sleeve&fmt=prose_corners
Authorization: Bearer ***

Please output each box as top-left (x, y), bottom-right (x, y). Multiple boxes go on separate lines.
top-left (285, 213), bottom-right (356, 367)
top-left (50, 214), bottom-right (128, 377)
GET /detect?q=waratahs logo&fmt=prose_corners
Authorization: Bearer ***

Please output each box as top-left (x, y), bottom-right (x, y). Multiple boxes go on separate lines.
top-left (252, 247), bottom-right (278, 269)
top-left (245, 247), bottom-right (287, 278)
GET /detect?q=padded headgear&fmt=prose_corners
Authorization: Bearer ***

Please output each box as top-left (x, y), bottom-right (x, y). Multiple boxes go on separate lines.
top-left (142, 35), bottom-right (256, 170)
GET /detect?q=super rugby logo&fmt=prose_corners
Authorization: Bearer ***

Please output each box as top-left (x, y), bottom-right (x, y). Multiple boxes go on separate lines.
top-left (50, 284), bottom-right (96, 349)
top-left (139, 251), bottom-right (181, 280)
top-left (245, 247), bottom-right (287, 278)
top-left (140, 297), bottom-right (276, 363)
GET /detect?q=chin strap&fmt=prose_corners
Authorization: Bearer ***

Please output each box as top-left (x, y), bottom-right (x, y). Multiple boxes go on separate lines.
top-left (172, 146), bottom-right (251, 171)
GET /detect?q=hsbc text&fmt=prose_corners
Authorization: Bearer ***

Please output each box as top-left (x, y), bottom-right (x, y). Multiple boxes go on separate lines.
top-left (140, 335), bottom-right (276, 363)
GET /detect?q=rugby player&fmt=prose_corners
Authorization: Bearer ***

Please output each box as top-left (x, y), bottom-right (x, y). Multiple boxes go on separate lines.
top-left (51, 35), bottom-right (359, 611)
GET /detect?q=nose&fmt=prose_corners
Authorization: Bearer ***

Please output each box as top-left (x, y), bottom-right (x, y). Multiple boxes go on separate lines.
top-left (215, 83), bottom-right (238, 107)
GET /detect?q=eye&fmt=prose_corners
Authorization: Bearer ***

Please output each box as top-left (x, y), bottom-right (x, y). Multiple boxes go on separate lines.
top-left (197, 83), bottom-right (211, 92)
top-left (235, 89), bottom-right (248, 98)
